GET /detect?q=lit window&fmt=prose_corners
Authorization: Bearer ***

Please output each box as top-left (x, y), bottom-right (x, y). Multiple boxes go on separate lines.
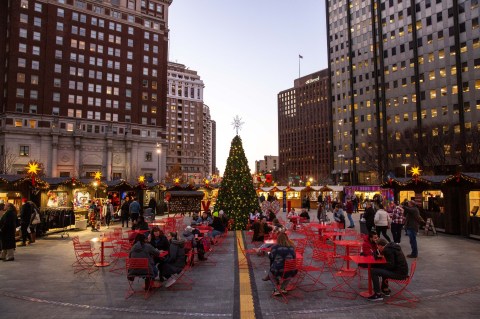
top-left (20, 145), bottom-right (29, 156)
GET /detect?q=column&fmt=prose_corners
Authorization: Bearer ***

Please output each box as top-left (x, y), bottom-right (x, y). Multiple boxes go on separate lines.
top-left (106, 139), bottom-right (113, 180)
top-left (51, 135), bottom-right (59, 177)
top-left (74, 136), bottom-right (81, 177)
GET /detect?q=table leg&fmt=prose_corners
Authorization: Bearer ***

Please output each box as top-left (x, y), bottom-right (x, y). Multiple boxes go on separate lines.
top-left (359, 264), bottom-right (372, 297)
top-left (95, 240), bottom-right (110, 267)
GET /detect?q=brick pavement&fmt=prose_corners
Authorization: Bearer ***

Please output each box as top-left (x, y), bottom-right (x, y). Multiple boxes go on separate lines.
top-left (0, 211), bottom-right (479, 319)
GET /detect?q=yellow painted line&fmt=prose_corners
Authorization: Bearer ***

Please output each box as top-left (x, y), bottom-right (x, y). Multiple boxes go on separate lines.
top-left (236, 230), bottom-right (256, 319)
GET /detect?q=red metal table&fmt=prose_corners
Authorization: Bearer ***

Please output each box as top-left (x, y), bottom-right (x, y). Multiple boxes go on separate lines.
top-left (349, 255), bottom-right (387, 297)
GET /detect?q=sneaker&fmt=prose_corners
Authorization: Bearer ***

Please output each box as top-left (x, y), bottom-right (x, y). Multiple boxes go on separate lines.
top-left (164, 274), bottom-right (178, 288)
top-left (407, 254), bottom-right (417, 258)
top-left (3, 258), bottom-right (14, 262)
top-left (281, 289), bottom-right (288, 294)
top-left (272, 289), bottom-right (281, 296)
top-left (367, 293), bottom-right (384, 301)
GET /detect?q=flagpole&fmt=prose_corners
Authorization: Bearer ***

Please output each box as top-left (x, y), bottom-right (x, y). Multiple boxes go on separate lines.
top-left (298, 55), bottom-right (301, 78)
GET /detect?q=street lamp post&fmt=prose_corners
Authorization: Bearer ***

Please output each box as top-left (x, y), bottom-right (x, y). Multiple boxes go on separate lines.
top-left (338, 154), bottom-right (345, 184)
top-left (401, 163), bottom-right (410, 178)
top-left (156, 144), bottom-right (161, 183)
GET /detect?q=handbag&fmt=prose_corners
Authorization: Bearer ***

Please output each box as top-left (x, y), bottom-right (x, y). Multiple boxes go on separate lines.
top-left (31, 210), bottom-right (41, 225)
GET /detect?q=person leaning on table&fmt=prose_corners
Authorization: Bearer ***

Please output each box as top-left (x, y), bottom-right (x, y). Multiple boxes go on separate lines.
top-left (367, 238), bottom-right (409, 301)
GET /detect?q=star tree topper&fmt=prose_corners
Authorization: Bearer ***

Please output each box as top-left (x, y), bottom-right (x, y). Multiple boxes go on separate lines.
top-left (231, 115), bottom-right (244, 135)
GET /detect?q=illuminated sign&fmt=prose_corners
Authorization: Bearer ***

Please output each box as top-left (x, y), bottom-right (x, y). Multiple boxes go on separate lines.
top-left (305, 76), bottom-right (320, 85)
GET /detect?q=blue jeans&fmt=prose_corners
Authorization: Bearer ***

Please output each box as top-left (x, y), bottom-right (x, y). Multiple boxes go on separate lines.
top-left (211, 230), bottom-right (223, 238)
top-left (347, 213), bottom-right (354, 227)
top-left (406, 228), bottom-right (418, 257)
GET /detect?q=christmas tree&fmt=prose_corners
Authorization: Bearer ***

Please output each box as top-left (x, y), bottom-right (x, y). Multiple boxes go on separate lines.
top-left (215, 135), bottom-right (260, 230)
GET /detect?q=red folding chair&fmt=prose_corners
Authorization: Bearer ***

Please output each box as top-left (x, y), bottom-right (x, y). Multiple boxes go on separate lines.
top-left (327, 268), bottom-right (358, 300)
top-left (237, 237), bottom-right (258, 269)
top-left (270, 259), bottom-right (302, 304)
top-left (72, 241), bottom-right (98, 274)
top-left (166, 250), bottom-right (194, 291)
top-left (295, 256), bottom-right (326, 292)
top-left (125, 258), bottom-right (157, 299)
top-left (109, 239), bottom-right (131, 274)
top-left (385, 260), bottom-right (419, 307)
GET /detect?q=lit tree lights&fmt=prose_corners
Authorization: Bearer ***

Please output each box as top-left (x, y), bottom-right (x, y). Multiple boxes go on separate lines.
top-left (215, 135), bottom-right (260, 230)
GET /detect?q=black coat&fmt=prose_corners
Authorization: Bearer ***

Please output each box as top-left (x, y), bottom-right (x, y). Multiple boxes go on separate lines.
top-left (0, 207), bottom-right (18, 250)
top-left (363, 207), bottom-right (376, 232)
top-left (381, 242), bottom-right (409, 276)
top-left (20, 202), bottom-right (33, 225)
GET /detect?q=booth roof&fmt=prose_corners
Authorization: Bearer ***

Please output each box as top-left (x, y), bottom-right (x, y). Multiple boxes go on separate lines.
top-left (168, 191), bottom-right (204, 197)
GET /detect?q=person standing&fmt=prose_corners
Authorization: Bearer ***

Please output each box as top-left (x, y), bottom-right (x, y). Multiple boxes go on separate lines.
top-left (368, 238), bottom-right (409, 301)
top-left (403, 200), bottom-right (425, 258)
top-left (129, 196), bottom-right (141, 223)
top-left (148, 197), bottom-right (157, 215)
top-left (345, 197), bottom-right (355, 228)
top-left (374, 204), bottom-right (392, 242)
top-left (28, 201), bottom-right (41, 243)
top-left (363, 201), bottom-right (376, 233)
top-left (19, 198), bottom-right (33, 246)
top-left (0, 203), bottom-right (18, 261)
top-left (390, 202), bottom-right (406, 244)
top-left (120, 196), bottom-right (131, 228)
top-left (105, 199), bottom-right (114, 229)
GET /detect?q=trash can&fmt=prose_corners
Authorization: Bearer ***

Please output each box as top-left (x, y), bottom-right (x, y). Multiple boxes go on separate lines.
top-left (359, 213), bottom-right (368, 234)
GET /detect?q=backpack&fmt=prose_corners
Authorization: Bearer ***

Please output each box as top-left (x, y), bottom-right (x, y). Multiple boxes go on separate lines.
top-left (31, 208), bottom-right (41, 225)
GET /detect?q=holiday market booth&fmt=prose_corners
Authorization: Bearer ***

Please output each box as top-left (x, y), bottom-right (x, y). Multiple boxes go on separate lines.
top-left (197, 182), bottom-right (219, 213)
top-left (344, 185), bottom-right (394, 209)
top-left (381, 173), bottom-right (480, 239)
top-left (0, 174), bottom-right (49, 210)
top-left (256, 185), bottom-right (344, 211)
top-left (41, 177), bottom-right (91, 234)
top-left (163, 184), bottom-right (203, 216)
top-left (105, 179), bottom-right (135, 212)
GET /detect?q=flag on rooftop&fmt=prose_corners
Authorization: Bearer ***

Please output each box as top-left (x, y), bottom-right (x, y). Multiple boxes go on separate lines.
top-left (299, 54), bottom-right (303, 59)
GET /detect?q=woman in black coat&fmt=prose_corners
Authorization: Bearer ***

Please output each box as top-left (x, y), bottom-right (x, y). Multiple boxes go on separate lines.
top-left (363, 201), bottom-right (376, 233)
top-left (0, 203), bottom-right (18, 261)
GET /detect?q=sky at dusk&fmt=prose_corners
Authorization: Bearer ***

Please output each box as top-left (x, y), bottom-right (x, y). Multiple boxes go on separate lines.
top-left (168, 0), bottom-right (328, 175)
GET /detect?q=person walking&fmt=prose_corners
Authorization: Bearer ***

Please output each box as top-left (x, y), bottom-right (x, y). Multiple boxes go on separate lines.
top-left (120, 196), bottom-right (131, 228)
top-left (0, 203), bottom-right (18, 261)
top-left (129, 196), bottom-right (141, 223)
top-left (403, 200), bottom-right (425, 258)
top-left (345, 197), bottom-right (355, 228)
top-left (390, 202), bottom-right (406, 244)
top-left (19, 198), bottom-right (33, 246)
top-left (374, 204), bottom-right (392, 242)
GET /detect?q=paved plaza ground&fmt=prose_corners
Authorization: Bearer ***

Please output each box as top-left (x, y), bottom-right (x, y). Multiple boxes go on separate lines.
top-left (1, 210), bottom-right (480, 319)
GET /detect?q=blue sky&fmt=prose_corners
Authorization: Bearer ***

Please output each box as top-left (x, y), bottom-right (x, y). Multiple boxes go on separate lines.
top-left (168, 0), bottom-right (328, 175)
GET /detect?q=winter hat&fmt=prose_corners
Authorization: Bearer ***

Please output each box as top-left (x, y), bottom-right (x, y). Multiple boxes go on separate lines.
top-left (219, 210), bottom-right (224, 215)
top-left (212, 211), bottom-right (219, 217)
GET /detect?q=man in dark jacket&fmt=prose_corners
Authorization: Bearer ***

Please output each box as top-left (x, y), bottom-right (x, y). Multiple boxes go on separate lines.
top-left (19, 198), bottom-right (33, 246)
top-left (368, 238), bottom-right (409, 301)
top-left (0, 203), bottom-right (18, 261)
top-left (120, 196), bottom-right (131, 228)
top-left (363, 201), bottom-right (376, 233)
top-left (403, 200), bottom-right (425, 258)
top-left (162, 232), bottom-right (186, 288)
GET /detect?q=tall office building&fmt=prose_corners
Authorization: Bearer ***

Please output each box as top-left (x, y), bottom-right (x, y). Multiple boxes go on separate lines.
top-left (327, 0), bottom-right (480, 184)
top-left (210, 119), bottom-right (217, 176)
top-left (277, 70), bottom-right (331, 185)
top-left (166, 62), bottom-right (213, 183)
top-left (0, 0), bottom-right (172, 180)
top-left (255, 155), bottom-right (279, 175)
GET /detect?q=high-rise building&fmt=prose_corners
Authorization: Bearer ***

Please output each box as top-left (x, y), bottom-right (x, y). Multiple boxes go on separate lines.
top-left (0, 0), bottom-right (172, 180)
top-left (211, 119), bottom-right (217, 176)
top-left (166, 62), bottom-right (213, 183)
top-left (327, 0), bottom-right (480, 184)
top-left (255, 155), bottom-right (279, 174)
top-left (277, 69), bottom-right (331, 185)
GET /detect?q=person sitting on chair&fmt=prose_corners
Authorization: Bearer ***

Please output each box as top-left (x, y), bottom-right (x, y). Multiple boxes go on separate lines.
top-left (128, 233), bottom-right (160, 289)
top-left (267, 232), bottom-right (297, 295)
top-left (161, 232), bottom-right (186, 288)
top-left (132, 216), bottom-right (149, 231)
top-left (368, 238), bottom-right (408, 301)
top-left (299, 209), bottom-right (310, 222)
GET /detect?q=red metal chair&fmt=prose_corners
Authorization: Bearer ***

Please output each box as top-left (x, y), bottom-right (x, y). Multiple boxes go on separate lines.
top-left (385, 260), bottom-right (419, 307)
top-left (295, 256), bottom-right (326, 292)
top-left (327, 269), bottom-right (358, 300)
top-left (109, 239), bottom-right (131, 274)
top-left (72, 241), bottom-right (98, 274)
top-left (125, 258), bottom-right (157, 299)
top-left (270, 259), bottom-right (301, 304)
top-left (166, 250), bottom-right (194, 291)
top-left (237, 237), bottom-right (258, 269)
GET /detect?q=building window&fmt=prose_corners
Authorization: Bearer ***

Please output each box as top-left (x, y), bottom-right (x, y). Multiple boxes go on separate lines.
top-left (15, 103), bottom-right (24, 112)
top-left (52, 107), bottom-right (60, 116)
top-left (20, 0), bottom-right (28, 9)
top-left (20, 145), bottom-right (29, 156)
top-left (145, 152), bottom-right (153, 162)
